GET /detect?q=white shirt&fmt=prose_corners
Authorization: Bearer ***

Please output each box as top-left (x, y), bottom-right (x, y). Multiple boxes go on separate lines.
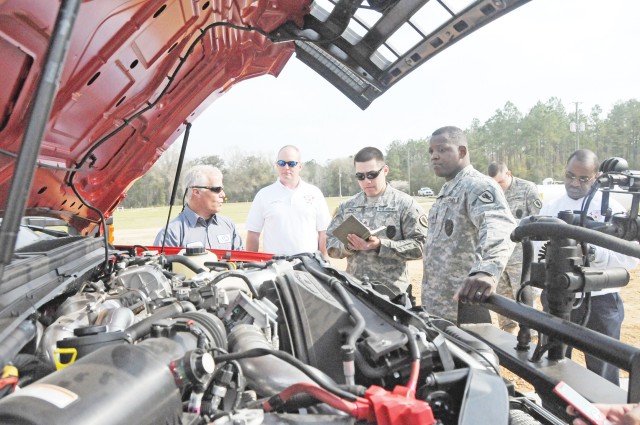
top-left (246, 179), bottom-right (331, 255)
top-left (539, 190), bottom-right (639, 295)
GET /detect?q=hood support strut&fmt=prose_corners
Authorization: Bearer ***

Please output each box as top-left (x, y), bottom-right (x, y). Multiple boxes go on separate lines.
top-left (0, 0), bottom-right (81, 279)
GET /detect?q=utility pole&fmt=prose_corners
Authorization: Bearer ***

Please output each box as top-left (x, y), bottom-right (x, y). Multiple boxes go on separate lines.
top-left (407, 147), bottom-right (411, 195)
top-left (570, 101), bottom-right (583, 150)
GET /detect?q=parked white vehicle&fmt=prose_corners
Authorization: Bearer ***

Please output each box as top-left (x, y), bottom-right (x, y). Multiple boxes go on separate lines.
top-left (417, 187), bottom-right (435, 197)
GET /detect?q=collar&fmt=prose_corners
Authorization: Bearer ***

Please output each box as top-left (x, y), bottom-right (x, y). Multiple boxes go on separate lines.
top-left (277, 177), bottom-right (303, 190)
top-left (184, 204), bottom-right (217, 226)
top-left (505, 175), bottom-right (515, 193)
top-left (443, 164), bottom-right (474, 190)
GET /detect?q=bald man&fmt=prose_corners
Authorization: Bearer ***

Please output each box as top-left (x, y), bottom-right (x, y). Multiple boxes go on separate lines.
top-left (246, 145), bottom-right (331, 257)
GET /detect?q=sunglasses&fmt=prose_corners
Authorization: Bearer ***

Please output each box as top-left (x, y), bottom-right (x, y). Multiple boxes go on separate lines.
top-left (355, 166), bottom-right (385, 181)
top-left (192, 185), bottom-right (224, 193)
top-left (564, 172), bottom-right (595, 183)
top-left (277, 160), bottom-right (299, 167)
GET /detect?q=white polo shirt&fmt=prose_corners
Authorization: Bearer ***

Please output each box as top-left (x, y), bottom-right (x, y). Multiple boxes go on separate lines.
top-left (246, 179), bottom-right (331, 255)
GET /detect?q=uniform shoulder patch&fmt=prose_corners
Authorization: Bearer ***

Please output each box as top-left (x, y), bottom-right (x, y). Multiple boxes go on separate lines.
top-left (534, 199), bottom-right (542, 209)
top-left (418, 214), bottom-right (428, 228)
top-left (478, 190), bottom-right (494, 204)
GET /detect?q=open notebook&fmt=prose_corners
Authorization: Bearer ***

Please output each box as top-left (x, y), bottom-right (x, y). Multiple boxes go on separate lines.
top-left (331, 215), bottom-right (386, 246)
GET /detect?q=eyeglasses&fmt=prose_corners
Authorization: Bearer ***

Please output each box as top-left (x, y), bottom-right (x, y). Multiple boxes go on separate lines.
top-left (355, 166), bottom-right (385, 181)
top-left (192, 186), bottom-right (224, 193)
top-left (277, 160), bottom-right (299, 167)
top-left (564, 172), bottom-right (595, 184)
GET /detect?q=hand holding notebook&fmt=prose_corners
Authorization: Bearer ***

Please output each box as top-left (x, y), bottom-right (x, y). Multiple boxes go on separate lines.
top-left (331, 215), bottom-right (386, 247)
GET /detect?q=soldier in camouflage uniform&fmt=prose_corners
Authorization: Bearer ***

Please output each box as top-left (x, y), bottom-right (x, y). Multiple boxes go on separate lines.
top-left (422, 127), bottom-right (516, 324)
top-left (327, 147), bottom-right (428, 294)
top-left (488, 161), bottom-right (542, 332)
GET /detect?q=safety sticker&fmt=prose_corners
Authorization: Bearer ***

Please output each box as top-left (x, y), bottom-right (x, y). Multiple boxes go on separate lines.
top-left (7, 383), bottom-right (78, 408)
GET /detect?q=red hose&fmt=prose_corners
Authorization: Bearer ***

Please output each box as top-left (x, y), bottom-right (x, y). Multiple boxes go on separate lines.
top-left (263, 382), bottom-right (370, 420)
top-left (405, 360), bottom-right (420, 396)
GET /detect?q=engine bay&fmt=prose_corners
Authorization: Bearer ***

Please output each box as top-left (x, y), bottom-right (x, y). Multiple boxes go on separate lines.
top-left (0, 239), bottom-right (555, 424)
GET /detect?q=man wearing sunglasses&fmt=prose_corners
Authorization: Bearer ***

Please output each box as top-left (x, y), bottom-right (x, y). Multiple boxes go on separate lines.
top-left (422, 126), bottom-right (516, 325)
top-left (327, 147), bottom-right (428, 297)
top-left (154, 165), bottom-right (244, 250)
top-left (246, 145), bottom-right (331, 256)
top-left (536, 149), bottom-right (638, 386)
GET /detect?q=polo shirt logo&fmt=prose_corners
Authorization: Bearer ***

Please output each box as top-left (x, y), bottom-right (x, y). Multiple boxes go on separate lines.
top-left (217, 234), bottom-right (231, 244)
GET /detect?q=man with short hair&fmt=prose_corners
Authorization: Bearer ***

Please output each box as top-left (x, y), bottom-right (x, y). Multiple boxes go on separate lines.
top-left (538, 149), bottom-right (638, 385)
top-left (422, 126), bottom-right (516, 324)
top-left (327, 147), bottom-right (428, 294)
top-left (488, 161), bottom-right (542, 333)
top-left (246, 145), bottom-right (331, 257)
top-left (154, 165), bottom-right (244, 250)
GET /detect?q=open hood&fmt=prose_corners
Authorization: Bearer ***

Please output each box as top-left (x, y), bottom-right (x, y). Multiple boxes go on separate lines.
top-left (0, 0), bottom-right (528, 234)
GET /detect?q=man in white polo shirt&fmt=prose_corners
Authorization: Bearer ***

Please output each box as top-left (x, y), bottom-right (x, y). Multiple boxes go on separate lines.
top-left (245, 145), bottom-right (331, 257)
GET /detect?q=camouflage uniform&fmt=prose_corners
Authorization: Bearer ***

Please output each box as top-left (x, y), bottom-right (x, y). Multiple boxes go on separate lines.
top-left (327, 184), bottom-right (428, 292)
top-left (495, 176), bottom-right (542, 331)
top-left (422, 165), bottom-right (516, 323)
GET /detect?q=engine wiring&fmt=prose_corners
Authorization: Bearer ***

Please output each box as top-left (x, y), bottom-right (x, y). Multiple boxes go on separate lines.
top-left (61, 16), bottom-right (357, 276)
top-left (422, 314), bottom-right (501, 376)
top-left (213, 348), bottom-right (359, 402)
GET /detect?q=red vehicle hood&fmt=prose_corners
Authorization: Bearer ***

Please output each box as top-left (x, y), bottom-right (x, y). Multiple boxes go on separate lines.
top-left (0, 0), bottom-right (528, 234)
top-left (0, 0), bottom-right (308, 233)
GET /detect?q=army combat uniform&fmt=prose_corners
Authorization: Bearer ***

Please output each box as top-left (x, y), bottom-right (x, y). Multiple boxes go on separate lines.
top-left (327, 184), bottom-right (428, 293)
top-left (422, 165), bottom-right (516, 323)
top-left (495, 176), bottom-right (542, 331)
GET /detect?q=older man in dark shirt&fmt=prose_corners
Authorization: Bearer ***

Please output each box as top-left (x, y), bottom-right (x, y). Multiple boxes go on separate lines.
top-left (154, 165), bottom-right (243, 250)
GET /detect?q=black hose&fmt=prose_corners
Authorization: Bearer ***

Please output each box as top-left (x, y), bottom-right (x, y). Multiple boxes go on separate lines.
top-left (300, 257), bottom-right (366, 351)
top-left (203, 261), bottom-right (233, 271)
top-left (173, 311), bottom-right (228, 351)
top-left (164, 254), bottom-right (208, 274)
top-left (0, 321), bottom-right (37, 368)
top-left (236, 261), bottom-right (269, 270)
top-left (426, 368), bottom-right (470, 389)
top-left (353, 349), bottom-right (391, 378)
top-left (162, 270), bottom-right (176, 280)
top-left (12, 353), bottom-right (55, 387)
top-left (124, 301), bottom-right (195, 342)
top-left (210, 271), bottom-right (259, 298)
top-left (443, 325), bottom-right (498, 371)
top-left (214, 347), bottom-right (357, 401)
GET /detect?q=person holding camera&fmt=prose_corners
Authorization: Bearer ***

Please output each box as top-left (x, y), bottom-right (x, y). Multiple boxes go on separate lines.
top-left (538, 149), bottom-right (639, 385)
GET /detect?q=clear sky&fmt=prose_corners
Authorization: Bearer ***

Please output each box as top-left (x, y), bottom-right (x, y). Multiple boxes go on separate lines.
top-left (183, 0), bottom-right (640, 164)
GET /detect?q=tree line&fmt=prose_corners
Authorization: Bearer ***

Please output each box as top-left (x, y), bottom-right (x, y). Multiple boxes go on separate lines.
top-left (122, 97), bottom-right (640, 208)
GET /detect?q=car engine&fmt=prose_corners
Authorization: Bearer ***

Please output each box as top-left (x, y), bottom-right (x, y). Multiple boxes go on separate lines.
top-left (0, 241), bottom-right (557, 425)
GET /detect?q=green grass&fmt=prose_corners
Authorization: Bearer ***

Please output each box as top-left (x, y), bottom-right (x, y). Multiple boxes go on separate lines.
top-left (113, 197), bottom-right (434, 230)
